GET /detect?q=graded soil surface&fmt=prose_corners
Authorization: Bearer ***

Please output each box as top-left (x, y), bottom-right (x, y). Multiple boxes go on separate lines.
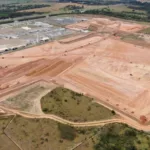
top-left (0, 15), bottom-right (150, 126)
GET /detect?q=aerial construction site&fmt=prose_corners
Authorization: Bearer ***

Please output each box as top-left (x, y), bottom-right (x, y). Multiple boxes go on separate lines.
top-left (2, 0), bottom-right (150, 148)
top-left (1, 11), bottom-right (150, 149)
top-left (1, 14), bottom-right (150, 135)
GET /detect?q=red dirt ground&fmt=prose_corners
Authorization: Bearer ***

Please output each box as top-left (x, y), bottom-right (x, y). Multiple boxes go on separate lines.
top-left (66, 18), bottom-right (146, 33)
top-left (0, 16), bottom-right (150, 124)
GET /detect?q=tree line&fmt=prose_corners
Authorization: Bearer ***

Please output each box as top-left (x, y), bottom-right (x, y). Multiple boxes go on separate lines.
top-left (83, 7), bottom-right (149, 22)
top-left (0, 4), bottom-right (50, 20)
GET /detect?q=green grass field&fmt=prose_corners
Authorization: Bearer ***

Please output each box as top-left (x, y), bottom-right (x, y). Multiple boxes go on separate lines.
top-left (40, 87), bottom-right (116, 122)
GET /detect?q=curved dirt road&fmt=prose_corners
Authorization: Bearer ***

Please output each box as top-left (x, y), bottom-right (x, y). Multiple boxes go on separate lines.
top-left (1, 105), bottom-right (150, 132)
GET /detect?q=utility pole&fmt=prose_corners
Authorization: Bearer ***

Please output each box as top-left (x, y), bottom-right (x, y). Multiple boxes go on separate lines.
top-left (36, 32), bottom-right (39, 43)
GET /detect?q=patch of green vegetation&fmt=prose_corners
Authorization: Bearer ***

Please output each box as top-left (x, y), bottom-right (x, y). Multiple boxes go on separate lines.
top-left (5, 115), bottom-right (94, 150)
top-left (58, 123), bottom-right (76, 141)
top-left (41, 87), bottom-right (116, 122)
top-left (0, 116), bottom-right (20, 150)
top-left (0, 116), bottom-right (13, 134)
top-left (94, 123), bottom-right (150, 150)
top-left (76, 123), bottom-right (150, 150)
top-left (121, 33), bottom-right (143, 41)
top-left (2, 115), bottom-right (150, 150)
top-left (0, 4), bottom-right (50, 19)
top-left (64, 5), bottom-right (84, 11)
top-left (83, 7), bottom-right (148, 22)
top-left (73, 123), bottom-right (150, 150)
top-left (0, 12), bottom-right (9, 17)
top-left (0, 0), bottom-right (31, 4)
top-left (139, 27), bottom-right (150, 34)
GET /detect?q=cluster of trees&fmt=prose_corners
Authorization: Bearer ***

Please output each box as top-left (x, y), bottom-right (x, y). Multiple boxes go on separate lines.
top-left (128, 1), bottom-right (150, 16)
top-left (60, 0), bottom-right (150, 20)
top-left (94, 123), bottom-right (146, 150)
top-left (60, 0), bottom-right (136, 5)
top-left (0, 4), bottom-right (50, 20)
top-left (0, 11), bottom-right (43, 19)
top-left (83, 7), bottom-right (149, 22)
top-left (64, 4), bottom-right (84, 10)
top-left (0, 4), bottom-right (50, 11)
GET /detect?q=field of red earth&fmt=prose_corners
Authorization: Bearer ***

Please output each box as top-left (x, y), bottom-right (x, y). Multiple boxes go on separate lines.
top-left (66, 17), bottom-right (146, 33)
top-left (0, 16), bottom-right (150, 128)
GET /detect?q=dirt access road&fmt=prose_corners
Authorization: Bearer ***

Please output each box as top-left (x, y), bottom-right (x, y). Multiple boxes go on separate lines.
top-left (0, 16), bottom-right (150, 129)
top-left (1, 105), bottom-right (150, 132)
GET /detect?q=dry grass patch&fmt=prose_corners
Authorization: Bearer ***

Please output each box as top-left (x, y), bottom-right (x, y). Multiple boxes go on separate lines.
top-left (5, 115), bottom-right (95, 150)
top-left (41, 87), bottom-right (116, 122)
top-left (0, 115), bottom-right (20, 150)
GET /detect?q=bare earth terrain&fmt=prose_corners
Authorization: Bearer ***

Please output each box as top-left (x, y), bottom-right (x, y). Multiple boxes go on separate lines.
top-left (0, 16), bottom-right (150, 130)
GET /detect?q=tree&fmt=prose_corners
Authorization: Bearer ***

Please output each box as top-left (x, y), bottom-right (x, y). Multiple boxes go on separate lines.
top-left (111, 110), bottom-right (116, 115)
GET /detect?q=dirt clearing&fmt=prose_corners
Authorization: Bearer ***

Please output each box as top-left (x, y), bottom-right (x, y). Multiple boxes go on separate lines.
top-left (0, 15), bottom-right (150, 125)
